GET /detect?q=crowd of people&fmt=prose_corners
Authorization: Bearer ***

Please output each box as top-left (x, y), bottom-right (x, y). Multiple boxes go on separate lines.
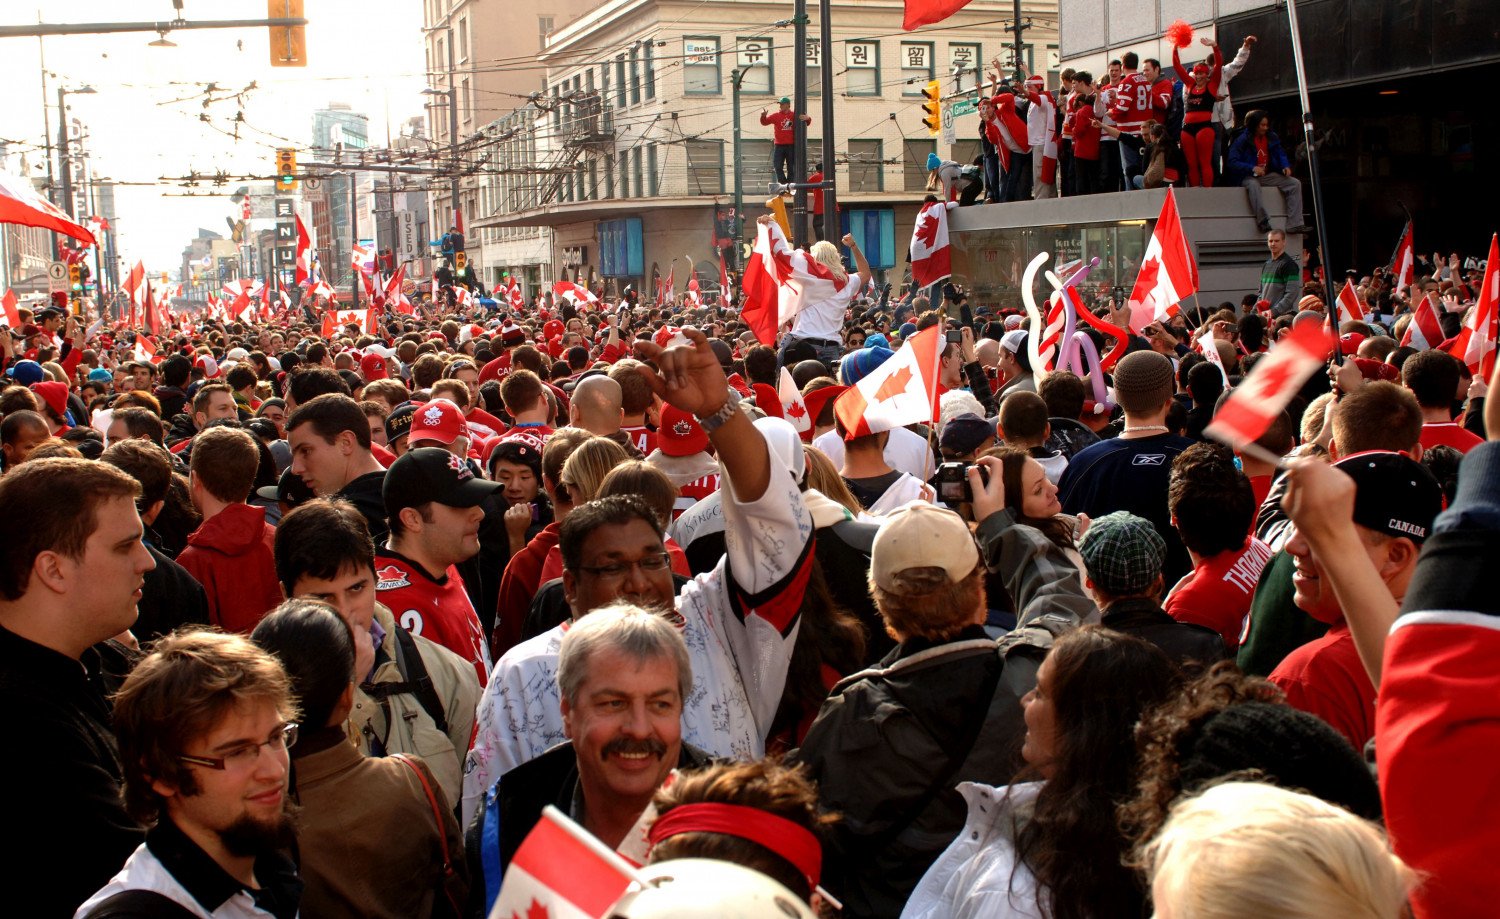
top-left (0, 213), bottom-right (1495, 919)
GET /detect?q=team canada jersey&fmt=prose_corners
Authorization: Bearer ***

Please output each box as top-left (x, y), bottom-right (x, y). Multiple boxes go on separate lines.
top-left (674, 473), bottom-right (721, 519)
top-left (1109, 72), bottom-right (1169, 135)
top-left (621, 424), bottom-right (658, 456)
top-left (375, 548), bottom-right (491, 686)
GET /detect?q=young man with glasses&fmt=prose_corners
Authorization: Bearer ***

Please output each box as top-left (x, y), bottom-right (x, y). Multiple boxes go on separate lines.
top-left (76, 630), bottom-right (303, 918)
top-left (463, 330), bottom-right (814, 826)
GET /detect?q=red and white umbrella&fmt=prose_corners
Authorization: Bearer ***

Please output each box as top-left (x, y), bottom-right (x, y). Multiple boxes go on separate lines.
top-left (0, 169), bottom-right (96, 247)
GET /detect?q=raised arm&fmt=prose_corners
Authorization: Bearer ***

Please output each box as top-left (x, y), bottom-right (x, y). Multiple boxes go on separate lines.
top-left (842, 232), bottom-right (872, 284)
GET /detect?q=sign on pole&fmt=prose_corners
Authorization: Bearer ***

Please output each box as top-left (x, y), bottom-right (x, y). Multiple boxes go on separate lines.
top-left (397, 209), bottom-right (418, 261)
top-left (940, 102), bottom-right (956, 145)
top-left (47, 260), bottom-right (69, 292)
top-left (274, 198), bottom-right (295, 218)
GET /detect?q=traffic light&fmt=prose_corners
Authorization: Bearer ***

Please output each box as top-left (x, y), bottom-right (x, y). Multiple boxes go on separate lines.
top-left (268, 0), bottom-right (307, 67)
top-left (68, 263), bottom-right (82, 296)
top-left (275, 148), bottom-right (298, 191)
top-left (455, 251), bottom-right (467, 272)
top-left (921, 80), bottom-right (942, 137)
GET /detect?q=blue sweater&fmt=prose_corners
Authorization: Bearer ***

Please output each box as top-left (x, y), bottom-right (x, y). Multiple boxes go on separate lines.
top-left (1226, 129), bottom-right (1291, 183)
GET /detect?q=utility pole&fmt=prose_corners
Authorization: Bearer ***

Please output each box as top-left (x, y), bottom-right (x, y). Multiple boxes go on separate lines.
top-left (349, 173), bottom-right (360, 309)
top-left (56, 87), bottom-right (74, 218)
top-left (447, 28), bottom-right (460, 228)
top-left (1011, 0), bottom-right (1028, 84)
top-left (791, 1), bottom-right (808, 247)
top-left (731, 67), bottom-right (747, 271)
top-left (818, 0), bottom-right (837, 230)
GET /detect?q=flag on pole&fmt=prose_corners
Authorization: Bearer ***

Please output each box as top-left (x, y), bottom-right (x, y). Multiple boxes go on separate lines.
top-left (1400, 293), bottom-right (1445, 351)
top-left (902, 0), bottom-right (977, 31)
top-left (1199, 326), bottom-right (1230, 385)
top-left (1206, 321), bottom-right (1334, 452)
top-left (718, 248), bottom-right (731, 304)
top-left (1125, 187), bottom-right (1198, 332)
top-left (0, 168), bottom-right (97, 247)
top-left (1388, 220), bottom-right (1415, 298)
top-left (778, 366), bottom-right (811, 434)
top-left (740, 222), bottom-right (787, 346)
top-left (1443, 233), bottom-right (1499, 379)
top-left (1335, 279), bottom-right (1366, 323)
top-left (656, 266), bottom-right (675, 307)
top-left (131, 335), bottom-right (163, 365)
top-left (1, 288), bottom-right (19, 328)
top-left (833, 325), bottom-right (945, 438)
top-left (909, 201), bottom-right (954, 288)
top-left (506, 276), bottom-right (525, 310)
top-left (487, 805), bottom-right (637, 919)
top-left (553, 280), bottom-right (599, 308)
top-left (294, 215), bottom-right (314, 287)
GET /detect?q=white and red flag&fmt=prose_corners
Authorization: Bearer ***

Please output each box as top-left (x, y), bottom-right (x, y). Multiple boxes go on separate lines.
top-left (0, 168), bottom-right (96, 247)
top-left (1206, 321), bottom-right (1333, 452)
top-left (385, 267), bottom-right (414, 315)
top-left (124, 261), bottom-right (147, 328)
top-left (505, 276), bottom-right (525, 310)
top-left (1126, 187), bottom-right (1198, 332)
top-left (740, 222), bottom-right (790, 346)
top-left (1335, 279), bottom-right (1366, 323)
top-left (294, 214), bottom-right (314, 287)
top-left (487, 806), bottom-right (636, 919)
top-left (1388, 220), bottom-right (1415, 298)
top-left (909, 200), bottom-right (954, 288)
top-left (553, 280), bottom-right (598, 308)
top-left (834, 325), bottom-right (944, 438)
top-left (1, 288), bottom-right (20, 328)
top-left (132, 335), bottom-right (163, 365)
top-left (718, 249), bottom-right (731, 304)
top-left (902, 0), bottom-right (976, 30)
top-left (1444, 233), bottom-right (1499, 379)
top-left (655, 266), bottom-right (675, 307)
top-left (778, 366), bottom-right (811, 434)
top-left (1199, 326), bottom-right (1230, 385)
top-left (321, 309), bottom-right (376, 337)
top-left (1400, 293), bottom-right (1446, 351)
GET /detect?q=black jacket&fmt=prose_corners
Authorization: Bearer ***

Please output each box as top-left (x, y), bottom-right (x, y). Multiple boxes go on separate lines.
top-left (1, 627), bottom-right (143, 917)
top-left (336, 470), bottom-right (389, 547)
top-left (1101, 597), bottom-right (1226, 674)
top-left (135, 545), bottom-right (210, 643)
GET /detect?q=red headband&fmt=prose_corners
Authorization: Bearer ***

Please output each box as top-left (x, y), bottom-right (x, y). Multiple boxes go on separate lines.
top-left (646, 803), bottom-right (822, 890)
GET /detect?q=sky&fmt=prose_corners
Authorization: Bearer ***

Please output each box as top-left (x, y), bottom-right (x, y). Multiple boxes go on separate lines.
top-left (0, 0), bottom-right (428, 274)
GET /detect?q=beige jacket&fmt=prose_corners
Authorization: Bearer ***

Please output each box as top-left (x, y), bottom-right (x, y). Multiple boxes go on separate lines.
top-left (348, 603), bottom-right (480, 804)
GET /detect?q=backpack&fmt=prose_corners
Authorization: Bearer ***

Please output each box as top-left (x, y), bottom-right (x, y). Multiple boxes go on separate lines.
top-left (359, 625), bottom-right (449, 737)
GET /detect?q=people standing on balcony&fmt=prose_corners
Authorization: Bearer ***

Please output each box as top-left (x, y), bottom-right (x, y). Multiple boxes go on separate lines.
top-left (1173, 39), bottom-right (1225, 188)
top-left (761, 97), bottom-right (813, 186)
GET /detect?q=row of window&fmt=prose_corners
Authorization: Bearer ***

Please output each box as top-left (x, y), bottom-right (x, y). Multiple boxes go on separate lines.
top-left (685, 38), bottom-right (986, 97)
top-left (550, 38), bottom-right (657, 131)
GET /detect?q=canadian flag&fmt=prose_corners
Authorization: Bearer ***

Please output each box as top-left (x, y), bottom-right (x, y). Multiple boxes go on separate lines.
top-left (1335, 279), bottom-right (1366, 323)
top-left (294, 214), bottom-right (314, 287)
top-left (1444, 233), bottom-right (1499, 379)
top-left (351, 243), bottom-right (373, 274)
top-left (1205, 321), bottom-right (1333, 452)
top-left (487, 806), bottom-right (635, 919)
top-left (132, 335), bottom-right (163, 365)
top-left (1388, 220), bottom-right (1415, 298)
top-left (719, 249), bottom-right (731, 304)
top-left (778, 366), bottom-right (811, 433)
top-left (124, 261), bottom-right (147, 328)
top-left (910, 200), bottom-right (954, 288)
top-left (656, 267), bottom-right (675, 308)
top-left (1400, 293), bottom-right (1445, 351)
top-left (2, 288), bottom-right (20, 328)
top-left (1126, 187), bottom-right (1198, 333)
top-left (902, 0), bottom-right (976, 30)
top-left (506, 276), bottom-right (525, 310)
top-left (1198, 326), bottom-right (1230, 385)
top-left (321, 309), bottom-right (376, 337)
top-left (386, 267), bottom-right (414, 315)
top-left (740, 221), bottom-right (789, 346)
top-left (0, 166), bottom-right (96, 246)
top-left (553, 280), bottom-right (598, 307)
top-left (834, 325), bottom-right (944, 438)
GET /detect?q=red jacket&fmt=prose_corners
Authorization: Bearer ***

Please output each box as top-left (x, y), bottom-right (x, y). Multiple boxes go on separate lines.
top-left (177, 504), bottom-right (282, 633)
top-left (491, 522), bottom-right (560, 659)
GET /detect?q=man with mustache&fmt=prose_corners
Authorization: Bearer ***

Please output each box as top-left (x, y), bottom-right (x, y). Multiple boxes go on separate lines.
top-left (464, 330), bottom-right (813, 827)
top-left (76, 630), bottom-right (303, 918)
top-left (468, 605), bottom-right (710, 912)
top-left (375, 447), bottom-right (499, 686)
top-left (0, 459), bottom-right (156, 916)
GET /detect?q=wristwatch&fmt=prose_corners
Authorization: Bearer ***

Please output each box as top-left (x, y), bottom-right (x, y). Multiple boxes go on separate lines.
top-left (694, 389), bottom-right (741, 435)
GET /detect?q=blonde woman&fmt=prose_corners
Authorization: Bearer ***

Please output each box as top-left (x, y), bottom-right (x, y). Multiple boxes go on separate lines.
top-left (557, 435), bottom-right (631, 506)
top-left (1141, 782), bottom-right (1414, 919)
top-left (759, 213), bottom-right (871, 370)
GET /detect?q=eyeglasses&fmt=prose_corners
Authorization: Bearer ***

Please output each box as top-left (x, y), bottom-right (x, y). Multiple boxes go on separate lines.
top-left (575, 552), bottom-right (672, 581)
top-left (179, 722), bottom-right (299, 771)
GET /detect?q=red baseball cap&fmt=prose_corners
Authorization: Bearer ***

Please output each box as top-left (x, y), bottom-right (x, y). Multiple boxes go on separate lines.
top-left (407, 399), bottom-right (470, 446)
top-left (657, 404), bottom-right (709, 457)
top-left (360, 352), bottom-right (389, 381)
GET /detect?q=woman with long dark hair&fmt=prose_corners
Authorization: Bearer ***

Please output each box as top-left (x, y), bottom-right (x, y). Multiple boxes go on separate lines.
top-left (903, 627), bottom-right (1180, 918)
top-left (981, 447), bottom-right (1091, 628)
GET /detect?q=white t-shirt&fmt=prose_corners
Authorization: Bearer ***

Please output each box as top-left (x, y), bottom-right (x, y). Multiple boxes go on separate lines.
top-left (814, 425), bottom-right (936, 481)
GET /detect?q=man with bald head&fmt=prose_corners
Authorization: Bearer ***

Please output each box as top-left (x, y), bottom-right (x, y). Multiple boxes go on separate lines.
top-left (569, 375), bottom-right (641, 457)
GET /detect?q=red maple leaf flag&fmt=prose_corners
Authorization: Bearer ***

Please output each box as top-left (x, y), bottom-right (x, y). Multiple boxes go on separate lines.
top-left (741, 221), bottom-right (788, 346)
top-left (1205, 321), bottom-right (1333, 453)
top-left (834, 325), bottom-right (944, 438)
top-left (1444, 233), bottom-right (1500, 379)
top-left (1400, 292), bottom-right (1446, 351)
top-left (553, 280), bottom-right (599, 308)
top-left (489, 806), bottom-right (635, 919)
top-left (1, 288), bottom-right (19, 328)
top-left (1388, 220), bottom-right (1415, 298)
top-left (294, 214), bottom-right (313, 287)
top-left (778, 366), bottom-right (811, 433)
top-left (910, 201), bottom-right (954, 288)
top-left (1126, 187), bottom-right (1198, 332)
top-left (0, 167), bottom-right (96, 247)
top-left (1335, 279), bottom-right (1366, 324)
top-left (903, 0), bottom-right (976, 30)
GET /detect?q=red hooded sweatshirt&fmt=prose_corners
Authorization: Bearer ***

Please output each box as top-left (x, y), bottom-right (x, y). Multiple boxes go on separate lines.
top-left (177, 503), bottom-right (283, 633)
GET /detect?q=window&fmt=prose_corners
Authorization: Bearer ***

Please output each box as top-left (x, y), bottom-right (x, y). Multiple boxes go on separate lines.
top-left (588, 159), bottom-right (599, 200)
top-left (461, 78), bottom-right (472, 126)
top-left (738, 37), bottom-right (773, 95)
top-left (647, 144), bottom-right (659, 196)
top-left (600, 62), bottom-right (611, 101)
top-left (644, 41), bottom-right (656, 100)
top-left (632, 147), bottom-right (644, 197)
top-left (615, 56), bottom-right (627, 106)
top-left (847, 139), bottom-right (883, 192)
top-left (538, 16), bottom-right (553, 51)
top-left (740, 139), bottom-right (774, 194)
top-left (950, 43), bottom-right (982, 94)
top-left (950, 139), bottom-right (981, 168)
top-left (847, 208), bottom-right (896, 269)
top-left (458, 18), bottom-right (469, 62)
top-left (845, 41), bottom-right (880, 96)
top-left (804, 137), bottom-right (822, 176)
top-left (903, 139), bottom-right (935, 191)
top-left (600, 217), bottom-right (644, 277)
top-left (900, 42), bottom-right (934, 95)
top-left (604, 153), bottom-right (615, 199)
top-left (686, 140), bottom-right (725, 194)
top-left (684, 37), bottom-right (720, 95)
top-left (805, 39), bottom-right (821, 96)
top-left (629, 46), bottom-right (641, 105)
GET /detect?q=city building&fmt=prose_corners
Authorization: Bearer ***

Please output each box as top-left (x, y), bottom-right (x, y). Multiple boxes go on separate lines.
top-left (0, 144), bottom-right (56, 297)
top-left (469, 0), bottom-right (1056, 298)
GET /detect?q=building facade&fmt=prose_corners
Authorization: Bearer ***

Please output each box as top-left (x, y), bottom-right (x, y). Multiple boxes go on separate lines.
top-left (467, 0), bottom-right (1056, 298)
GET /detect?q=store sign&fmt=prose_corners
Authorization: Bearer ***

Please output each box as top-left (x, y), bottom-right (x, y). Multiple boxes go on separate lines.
top-left (805, 40), bottom-right (822, 68)
top-left (684, 39), bottom-right (718, 65)
top-left (739, 40), bottom-right (769, 70)
top-left (561, 246), bottom-right (587, 267)
top-left (846, 42), bottom-right (877, 69)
